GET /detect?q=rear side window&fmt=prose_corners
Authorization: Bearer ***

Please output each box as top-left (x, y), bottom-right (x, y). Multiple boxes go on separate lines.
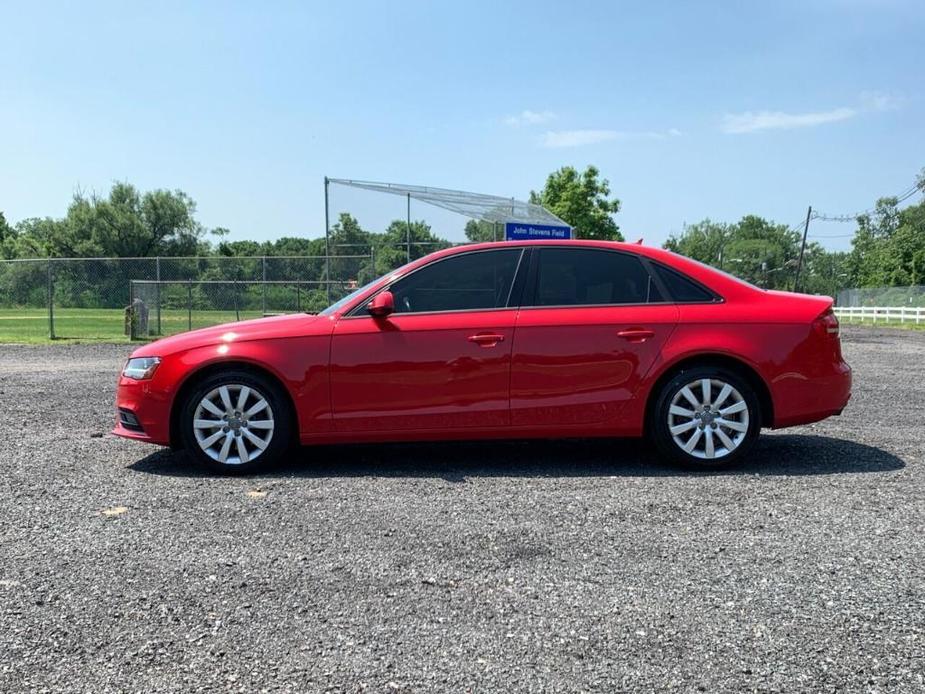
top-left (531, 248), bottom-right (662, 306)
top-left (389, 248), bottom-right (523, 313)
top-left (651, 263), bottom-right (716, 303)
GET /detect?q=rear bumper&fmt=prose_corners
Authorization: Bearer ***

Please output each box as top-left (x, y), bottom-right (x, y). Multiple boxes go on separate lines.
top-left (772, 360), bottom-right (852, 428)
top-left (111, 376), bottom-right (172, 445)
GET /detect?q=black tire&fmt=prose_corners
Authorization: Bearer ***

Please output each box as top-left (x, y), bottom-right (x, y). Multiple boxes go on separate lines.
top-left (650, 366), bottom-right (761, 470)
top-left (179, 369), bottom-right (293, 475)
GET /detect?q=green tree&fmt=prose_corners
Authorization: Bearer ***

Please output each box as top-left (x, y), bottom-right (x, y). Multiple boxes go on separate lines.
top-left (664, 215), bottom-right (802, 289)
top-left (464, 219), bottom-right (499, 243)
top-left (13, 183), bottom-right (207, 258)
top-left (800, 245), bottom-right (850, 298)
top-left (328, 213), bottom-right (372, 283)
top-left (0, 212), bottom-right (12, 244)
top-left (529, 165), bottom-right (623, 240)
top-left (373, 219), bottom-right (450, 274)
top-left (664, 220), bottom-right (731, 268)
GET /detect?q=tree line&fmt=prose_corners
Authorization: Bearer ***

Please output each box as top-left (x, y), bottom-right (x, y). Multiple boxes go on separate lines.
top-left (1, 166), bottom-right (923, 305)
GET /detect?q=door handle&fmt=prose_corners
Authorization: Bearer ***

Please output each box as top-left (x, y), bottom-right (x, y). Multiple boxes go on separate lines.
top-left (617, 328), bottom-right (655, 343)
top-left (468, 333), bottom-right (505, 347)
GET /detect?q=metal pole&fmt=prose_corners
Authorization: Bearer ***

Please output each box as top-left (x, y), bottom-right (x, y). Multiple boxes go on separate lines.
top-left (129, 279), bottom-right (135, 340)
top-left (262, 255), bottom-right (267, 315)
top-left (794, 205), bottom-right (812, 292)
top-left (47, 260), bottom-right (55, 340)
top-left (155, 256), bottom-right (161, 335)
top-left (234, 279), bottom-right (240, 322)
top-left (187, 279), bottom-right (192, 331)
top-left (324, 176), bottom-right (331, 303)
top-left (406, 192), bottom-right (411, 263)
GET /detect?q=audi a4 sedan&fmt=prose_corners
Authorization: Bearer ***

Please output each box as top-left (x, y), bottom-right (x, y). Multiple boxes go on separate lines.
top-left (114, 240), bottom-right (851, 473)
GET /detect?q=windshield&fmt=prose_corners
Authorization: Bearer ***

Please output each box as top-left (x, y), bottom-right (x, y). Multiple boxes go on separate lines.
top-left (317, 264), bottom-right (410, 316)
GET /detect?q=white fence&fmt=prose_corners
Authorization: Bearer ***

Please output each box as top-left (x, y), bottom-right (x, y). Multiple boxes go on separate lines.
top-left (834, 306), bottom-right (925, 325)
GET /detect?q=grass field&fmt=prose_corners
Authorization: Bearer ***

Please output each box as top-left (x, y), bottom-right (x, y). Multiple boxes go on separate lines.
top-left (837, 317), bottom-right (925, 330)
top-left (0, 308), bottom-right (266, 343)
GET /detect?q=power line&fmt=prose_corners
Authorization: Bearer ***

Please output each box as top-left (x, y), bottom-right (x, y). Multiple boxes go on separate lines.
top-left (811, 181), bottom-right (922, 223)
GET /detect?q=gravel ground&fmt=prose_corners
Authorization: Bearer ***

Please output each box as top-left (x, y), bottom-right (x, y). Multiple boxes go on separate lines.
top-left (0, 325), bottom-right (923, 693)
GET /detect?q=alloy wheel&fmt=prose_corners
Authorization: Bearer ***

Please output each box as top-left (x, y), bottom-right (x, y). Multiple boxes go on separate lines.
top-left (192, 384), bottom-right (275, 465)
top-left (667, 378), bottom-right (750, 460)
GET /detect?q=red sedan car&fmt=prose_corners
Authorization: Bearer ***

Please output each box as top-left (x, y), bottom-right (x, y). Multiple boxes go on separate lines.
top-left (114, 240), bottom-right (851, 473)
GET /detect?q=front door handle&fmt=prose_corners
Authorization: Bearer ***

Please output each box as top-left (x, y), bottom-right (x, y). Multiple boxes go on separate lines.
top-left (617, 328), bottom-right (655, 343)
top-left (468, 333), bottom-right (505, 347)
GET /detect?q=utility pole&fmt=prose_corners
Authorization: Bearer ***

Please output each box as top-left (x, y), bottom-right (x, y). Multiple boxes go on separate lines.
top-left (794, 205), bottom-right (812, 292)
top-left (406, 193), bottom-right (411, 264)
top-left (324, 176), bottom-right (331, 302)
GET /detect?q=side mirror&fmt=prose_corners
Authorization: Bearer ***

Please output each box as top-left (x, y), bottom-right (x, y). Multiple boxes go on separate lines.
top-left (368, 290), bottom-right (395, 318)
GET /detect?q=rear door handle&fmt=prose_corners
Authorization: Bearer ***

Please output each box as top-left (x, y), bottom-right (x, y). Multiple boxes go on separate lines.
top-left (617, 328), bottom-right (655, 343)
top-left (468, 333), bottom-right (505, 347)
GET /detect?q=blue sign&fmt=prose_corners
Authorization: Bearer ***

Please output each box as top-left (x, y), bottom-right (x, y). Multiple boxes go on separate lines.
top-left (504, 222), bottom-right (571, 241)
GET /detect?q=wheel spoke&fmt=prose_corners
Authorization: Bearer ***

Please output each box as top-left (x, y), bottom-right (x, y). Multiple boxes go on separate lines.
top-left (714, 384), bottom-right (733, 409)
top-left (701, 379), bottom-right (711, 406)
top-left (245, 399), bottom-right (268, 417)
top-left (218, 432), bottom-right (234, 462)
top-left (219, 386), bottom-right (234, 412)
top-left (714, 426), bottom-right (736, 451)
top-left (669, 405), bottom-right (695, 418)
top-left (200, 429), bottom-right (225, 448)
top-left (670, 420), bottom-right (697, 436)
top-left (194, 418), bottom-right (222, 429)
top-left (236, 386), bottom-right (251, 412)
top-left (683, 428), bottom-right (703, 453)
top-left (242, 429), bottom-right (268, 450)
top-left (720, 401), bottom-right (747, 416)
top-left (717, 418), bottom-right (747, 433)
top-left (246, 419), bottom-right (273, 430)
top-left (680, 386), bottom-right (700, 409)
top-left (704, 428), bottom-right (715, 458)
top-left (200, 398), bottom-right (224, 417)
top-left (235, 436), bottom-right (249, 463)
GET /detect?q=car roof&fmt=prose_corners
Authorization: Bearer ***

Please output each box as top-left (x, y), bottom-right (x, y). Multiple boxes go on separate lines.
top-left (426, 240), bottom-right (753, 293)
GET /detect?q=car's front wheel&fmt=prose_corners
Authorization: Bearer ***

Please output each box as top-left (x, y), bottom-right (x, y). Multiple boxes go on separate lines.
top-left (651, 366), bottom-right (761, 469)
top-left (180, 370), bottom-right (293, 474)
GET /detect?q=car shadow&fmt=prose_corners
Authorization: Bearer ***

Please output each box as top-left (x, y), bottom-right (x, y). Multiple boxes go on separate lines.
top-left (128, 433), bottom-right (906, 481)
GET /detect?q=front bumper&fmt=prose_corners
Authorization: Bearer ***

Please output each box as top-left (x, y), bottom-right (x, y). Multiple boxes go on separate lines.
top-left (112, 375), bottom-right (173, 445)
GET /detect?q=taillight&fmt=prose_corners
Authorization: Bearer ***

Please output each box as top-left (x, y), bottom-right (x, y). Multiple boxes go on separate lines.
top-left (814, 308), bottom-right (839, 338)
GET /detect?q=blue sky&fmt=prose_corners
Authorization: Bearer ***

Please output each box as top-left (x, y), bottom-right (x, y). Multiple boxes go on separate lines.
top-left (1, 0), bottom-right (923, 251)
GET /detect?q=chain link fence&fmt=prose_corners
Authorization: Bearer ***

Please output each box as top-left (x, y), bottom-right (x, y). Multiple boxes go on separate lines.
top-left (0, 253), bottom-right (379, 341)
top-left (836, 286), bottom-right (925, 307)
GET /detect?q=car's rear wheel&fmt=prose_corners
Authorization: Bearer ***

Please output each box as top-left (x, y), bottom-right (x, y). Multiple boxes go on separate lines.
top-left (180, 370), bottom-right (293, 474)
top-left (651, 366), bottom-right (761, 469)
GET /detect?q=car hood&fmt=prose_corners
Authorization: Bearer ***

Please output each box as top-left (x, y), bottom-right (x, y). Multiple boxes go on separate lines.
top-left (131, 313), bottom-right (330, 357)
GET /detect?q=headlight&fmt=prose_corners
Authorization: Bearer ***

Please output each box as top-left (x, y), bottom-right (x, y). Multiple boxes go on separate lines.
top-left (123, 357), bottom-right (161, 380)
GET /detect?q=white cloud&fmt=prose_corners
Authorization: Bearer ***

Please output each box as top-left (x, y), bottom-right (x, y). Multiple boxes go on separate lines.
top-left (540, 129), bottom-right (619, 148)
top-left (504, 110), bottom-right (557, 127)
top-left (860, 90), bottom-right (903, 112)
top-left (540, 128), bottom-right (682, 148)
top-left (721, 107), bottom-right (856, 134)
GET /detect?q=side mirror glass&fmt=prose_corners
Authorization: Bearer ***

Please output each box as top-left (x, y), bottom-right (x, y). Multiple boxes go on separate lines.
top-left (368, 290), bottom-right (395, 318)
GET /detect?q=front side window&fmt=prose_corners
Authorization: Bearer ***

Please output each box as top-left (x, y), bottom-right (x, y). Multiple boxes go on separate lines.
top-left (532, 248), bottom-right (661, 306)
top-left (388, 248), bottom-right (523, 314)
